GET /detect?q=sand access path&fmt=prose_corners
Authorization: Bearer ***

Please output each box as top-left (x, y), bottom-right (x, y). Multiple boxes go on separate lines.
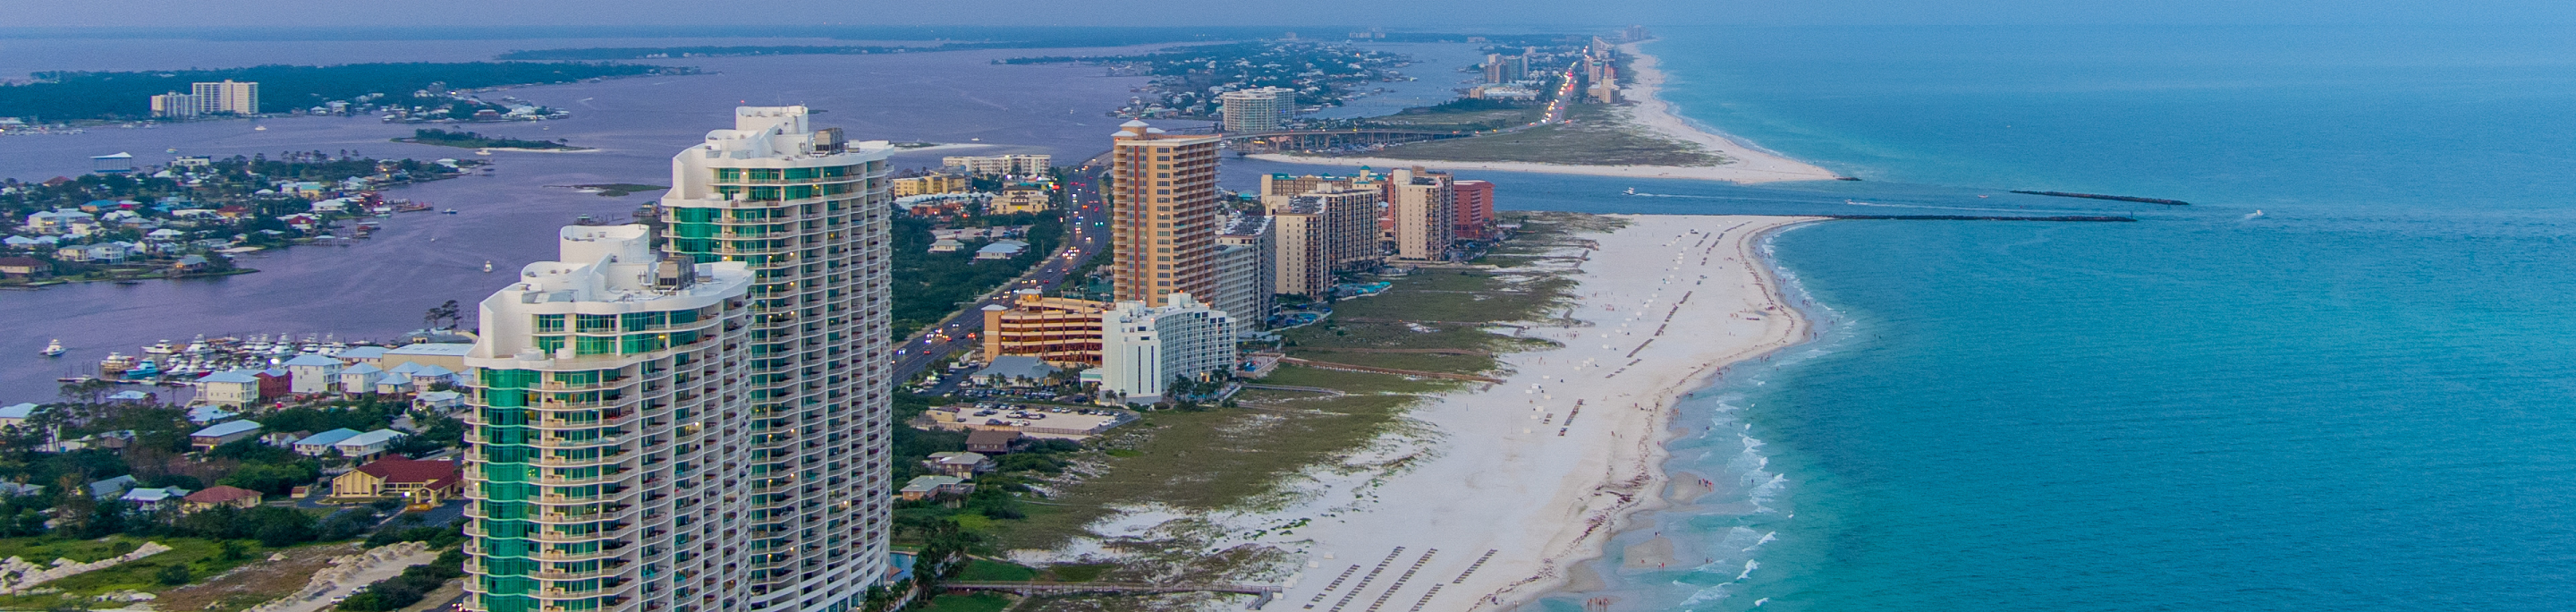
top-left (1250, 43), bottom-right (1841, 184)
top-left (1258, 215), bottom-right (1819, 612)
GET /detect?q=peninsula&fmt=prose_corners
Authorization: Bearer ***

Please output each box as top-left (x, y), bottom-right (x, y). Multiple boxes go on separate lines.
top-left (1253, 43), bottom-right (1842, 184)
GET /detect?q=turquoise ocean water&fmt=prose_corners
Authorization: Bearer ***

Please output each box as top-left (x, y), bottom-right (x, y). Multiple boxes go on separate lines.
top-left (1565, 25), bottom-right (2576, 612)
top-left (1256, 24), bottom-right (2574, 612)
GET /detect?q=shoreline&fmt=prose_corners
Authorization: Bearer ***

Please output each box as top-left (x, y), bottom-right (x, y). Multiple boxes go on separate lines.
top-left (1250, 215), bottom-right (1821, 611)
top-left (1247, 43), bottom-right (1842, 184)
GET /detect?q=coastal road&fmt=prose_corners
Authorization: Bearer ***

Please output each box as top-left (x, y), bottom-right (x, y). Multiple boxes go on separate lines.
top-left (888, 165), bottom-right (1107, 384)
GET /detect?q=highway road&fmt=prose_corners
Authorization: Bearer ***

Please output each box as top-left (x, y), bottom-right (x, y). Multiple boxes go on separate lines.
top-left (888, 165), bottom-right (1109, 385)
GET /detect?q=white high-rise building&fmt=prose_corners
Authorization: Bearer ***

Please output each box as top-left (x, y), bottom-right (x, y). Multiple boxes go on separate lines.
top-left (461, 225), bottom-right (756, 612)
top-left (1099, 293), bottom-right (1238, 404)
top-left (1218, 87), bottom-right (1295, 132)
top-left (150, 92), bottom-right (201, 118)
top-left (656, 106), bottom-right (898, 612)
top-left (191, 80), bottom-right (258, 115)
top-left (460, 106), bottom-right (896, 612)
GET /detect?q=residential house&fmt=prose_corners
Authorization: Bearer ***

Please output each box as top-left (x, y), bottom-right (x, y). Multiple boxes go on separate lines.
top-left (973, 240), bottom-right (1029, 260)
top-left (182, 485), bottom-right (263, 511)
top-left (251, 369), bottom-right (291, 399)
top-left (86, 475), bottom-right (138, 500)
top-left (0, 257), bottom-right (49, 279)
top-left (897, 475), bottom-right (975, 501)
top-left (414, 390), bottom-right (465, 412)
top-left (282, 354), bottom-right (342, 394)
top-left (185, 405), bottom-right (237, 425)
top-left (330, 457), bottom-right (461, 502)
top-left (923, 452), bottom-right (994, 477)
top-left (121, 487), bottom-right (190, 511)
top-left (965, 429), bottom-right (1022, 455)
top-left (337, 363), bottom-right (386, 392)
top-left (0, 403), bottom-right (36, 429)
top-left (189, 420), bottom-right (263, 451)
top-left (335, 346), bottom-right (389, 367)
top-left (292, 428), bottom-right (363, 456)
top-left (195, 370), bottom-right (263, 406)
top-left (331, 429), bottom-right (405, 461)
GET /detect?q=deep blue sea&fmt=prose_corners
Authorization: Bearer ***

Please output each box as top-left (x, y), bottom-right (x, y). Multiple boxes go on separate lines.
top-left (1468, 24), bottom-right (2576, 612)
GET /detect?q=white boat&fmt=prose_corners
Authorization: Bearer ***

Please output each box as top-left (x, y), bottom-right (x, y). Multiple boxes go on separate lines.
top-left (144, 339), bottom-right (177, 355)
top-left (1623, 187), bottom-right (1637, 195)
top-left (484, 260), bottom-right (495, 273)
top-left (253, 125), bottom-right (267, 132)
top-left (41, 339), bottom-right (64, 357)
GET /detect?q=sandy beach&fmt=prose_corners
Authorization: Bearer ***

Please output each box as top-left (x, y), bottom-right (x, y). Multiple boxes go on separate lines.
top-left (1249, 215), bottom-right (1818, 611)
top-left (1250, 44), bottom-right (1841, 184)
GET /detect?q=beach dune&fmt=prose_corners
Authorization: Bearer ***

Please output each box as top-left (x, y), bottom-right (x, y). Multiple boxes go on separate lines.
top-left (1259, 215), bottom-right (1818, 611)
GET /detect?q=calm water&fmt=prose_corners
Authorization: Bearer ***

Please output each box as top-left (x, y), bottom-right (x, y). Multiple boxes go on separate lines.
top-left (1505, 24), bottom-right (2576, 612)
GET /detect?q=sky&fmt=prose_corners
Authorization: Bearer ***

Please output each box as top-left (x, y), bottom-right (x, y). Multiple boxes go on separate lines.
top-left (4, 0), bottom-right (2572, 29)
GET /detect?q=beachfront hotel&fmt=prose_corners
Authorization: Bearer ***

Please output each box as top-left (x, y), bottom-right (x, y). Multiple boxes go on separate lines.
top-left (1213, 213), bottom-right (1275, 330)
top-left (1107, 120), bottom-right (1221, 303)
top-left (460, 106), bottom-right (901, 612)
top-left (458, 225), bottom-right (756, 612)
top-left (1267, 196), bottom-right (1333, 298)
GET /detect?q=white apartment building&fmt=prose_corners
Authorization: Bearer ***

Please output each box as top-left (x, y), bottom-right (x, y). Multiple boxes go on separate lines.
top-left (1214, 214), bottom-right (1275, 330)
top-left (459, 225), bottom-right (754, 612)
top-left (1390, 167), bottom-right (1456, 261)
top-left (940, 154), bottom-right (1051, 176)
top-left (654, 106), bottom-right (898, 612)
top-left (1218, 87), bottom-right (1296, 132)
top-left (1098, 293), bottom-right (1238, 404)
top-left (191, 81), bottom-right (258, 115)
top-left (151, 92), bottom-right (202, 118)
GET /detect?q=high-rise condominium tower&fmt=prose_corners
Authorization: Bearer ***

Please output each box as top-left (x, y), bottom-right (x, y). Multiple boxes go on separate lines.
top-left (1390, 167), bottom-right (1455, 261)
top-left (461, 225), bottom-right (755, 612)
top-left (661, 106), bottom-right (896, 611)
top-left (1108, 120), bottom-right (1221, 303)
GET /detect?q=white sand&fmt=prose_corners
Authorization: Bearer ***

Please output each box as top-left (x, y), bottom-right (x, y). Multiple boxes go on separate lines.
top-left (1256, 215), bottom-right (1818, 611)
top-left (1249, 45), bottom-right (1841, 184)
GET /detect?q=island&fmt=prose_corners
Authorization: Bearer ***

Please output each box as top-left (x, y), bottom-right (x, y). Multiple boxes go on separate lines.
top-left (0, 62), bottom-right (682, 123)
top-left (393, 129), bottom-right (588, 151)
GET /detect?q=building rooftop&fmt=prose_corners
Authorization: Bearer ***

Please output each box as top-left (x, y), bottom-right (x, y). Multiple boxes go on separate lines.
top-left (191, 421), bottom-right (263, 438)
top-left (352, 457), bottom-right (459, 486)
top-left (282, 354), bottom-right (342, 367)
top-left (335, 429), bottom-right (405, 447)
top-left (294, 428), bottom-right (363, 447)
top-left (386, 343), bottom-right (473, 357)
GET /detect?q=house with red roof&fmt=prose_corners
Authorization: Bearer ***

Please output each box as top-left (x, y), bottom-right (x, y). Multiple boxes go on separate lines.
top-left (182, 485), bottom-right (263, 511)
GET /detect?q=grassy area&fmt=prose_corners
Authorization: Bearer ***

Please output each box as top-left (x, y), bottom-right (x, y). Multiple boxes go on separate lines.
top-left (1349, 104), bottom-right (1725, 166)
top-left (918, 592), bottom-right (1015, 612)
top-left (955, 559), bottom-right (1039, 582)
top-left (0, 536), bottom-right (292, 610)
top-left (1360, 101), bottom-right (1546, 132)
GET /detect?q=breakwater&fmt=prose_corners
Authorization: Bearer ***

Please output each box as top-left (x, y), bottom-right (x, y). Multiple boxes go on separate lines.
top-left (1822, 215), bottom-right (2136, 222)
top-left (2009, 191), bottom-right (2190, 206)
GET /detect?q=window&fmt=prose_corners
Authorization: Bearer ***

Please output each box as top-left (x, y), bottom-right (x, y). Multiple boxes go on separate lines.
top-left (575, 314), bottom-right (615, 333)
top-left (533, 314), bottom-right (565, 333)
top-left (714, 168), bottom-right (741, 182)
top-left (576, 336), bottom-right (615, 356)
top-left (533, 336), bottom-right (566, 353)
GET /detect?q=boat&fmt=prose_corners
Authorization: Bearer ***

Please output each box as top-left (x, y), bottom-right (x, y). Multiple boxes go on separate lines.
top-left (1623, 187), bottom-right (1636, 195)
top-left (484, 260), bottom-right (495, 273)
top-left (144, 339), bottom-right (177, 355)
top-left (123, 359), bottom-right (162, 378)
top-left (98, 353), bottom-right (137, 378)
top-left (41, 339), bottom-right (64, 357)
top-left (443, 208), bottom-right (460, 215)
top-left (476, 149), bottom-right (494, 156)
top-left (253, 125), bottom-right (267, 132)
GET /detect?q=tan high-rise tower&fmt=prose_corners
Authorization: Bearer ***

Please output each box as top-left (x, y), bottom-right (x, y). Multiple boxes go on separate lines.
top-left (1108, 120), bottom-right (1221, 303)
top-left (1391, 167), bottom-right (1455, 261)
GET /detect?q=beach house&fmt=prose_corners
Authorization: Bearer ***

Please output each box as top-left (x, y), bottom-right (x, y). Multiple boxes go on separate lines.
top-left (330, 429), bottom-right (404, 461)
top-left (282, 354), bottom-right (343, 394)
top-left (120, 487), bottom-right (190, 512)
top-left (194, 370), bottom-right (263, 406)
top-left (924, 452), bottom-right (994, 477)
top-left (897, 475), bottom-right (975, 501)
top-left (0, 404), bottom-right (37, 429)
top-left (336, 363), bottom-right (385, 392)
